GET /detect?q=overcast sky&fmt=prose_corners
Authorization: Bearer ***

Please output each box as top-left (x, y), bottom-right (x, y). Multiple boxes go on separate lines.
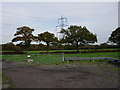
top-left (1, 2), bottom-right (118, 44)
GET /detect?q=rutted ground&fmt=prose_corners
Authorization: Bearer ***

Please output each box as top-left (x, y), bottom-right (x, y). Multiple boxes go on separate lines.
top-left (2, 61), bottom-right (119, 88)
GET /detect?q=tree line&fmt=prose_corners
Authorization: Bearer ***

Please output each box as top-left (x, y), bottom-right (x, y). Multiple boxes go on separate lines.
top-left (2, 25), bottom-right (120, 52)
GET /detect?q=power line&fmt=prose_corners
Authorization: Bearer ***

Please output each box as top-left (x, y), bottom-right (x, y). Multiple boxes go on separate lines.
top-left (2, 11), bottom-right (69, 34)
top-left (1, 22), bottom-right (53, 31)
top-left (1, 11), bottom-right (59, 29)
top-left (2, 12), bottom-right (69, 39)
top-left (2, 11), bottom-right (56, 23)
top-left (2, 11), bottom-right (55, 20)
top-left (3, 14), bottom-right (55, 23)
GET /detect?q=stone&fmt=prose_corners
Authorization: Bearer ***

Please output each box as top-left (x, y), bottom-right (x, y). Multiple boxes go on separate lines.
top-left (27, 59), bottom-right (33, 62)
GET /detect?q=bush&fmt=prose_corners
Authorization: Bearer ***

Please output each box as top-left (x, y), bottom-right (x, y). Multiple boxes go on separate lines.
top-left (2, 42), bottom-right (23, 52)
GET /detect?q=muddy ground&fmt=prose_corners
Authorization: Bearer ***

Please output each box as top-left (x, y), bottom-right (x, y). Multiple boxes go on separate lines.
top-left (2, 61), bottom-right (119, 88)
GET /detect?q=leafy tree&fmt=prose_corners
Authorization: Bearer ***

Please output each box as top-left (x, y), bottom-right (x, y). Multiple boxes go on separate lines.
top-left (100, 43), bottom-right (108, 46)
top-left (38, 31), bottom-right (58, 53)
top-left (108, 27), bottom-right (120, 46)
top-left (12, 26), bottom-right (35, 50)
top-left (60, 25), bottom-right (97, 52)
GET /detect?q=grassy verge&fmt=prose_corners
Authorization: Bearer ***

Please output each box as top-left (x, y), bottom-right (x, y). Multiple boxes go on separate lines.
top-left (1, 52), bottom-right (120, 65)
top-left (65, 52), bottom-right (120, 59)
top-left (27, 48), bottom-right (120, 54)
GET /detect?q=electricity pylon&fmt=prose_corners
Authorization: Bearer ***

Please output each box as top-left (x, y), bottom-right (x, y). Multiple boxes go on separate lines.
top-left (56, 15), bottom-right (68, 39)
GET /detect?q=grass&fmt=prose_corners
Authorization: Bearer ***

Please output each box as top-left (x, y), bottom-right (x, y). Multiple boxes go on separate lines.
top-left (65, 52), bottom-right (120, 59)
top-left (32, 54), bottom-right (63, 65)
top-left (1, 54), bottom-right (63, 65)
top-left (0, 55), bottom-right (1, 60)
top-left (0, 70), bottom-right (2, 85)
top-left (1, 52), bottom-right (120, 65)
top-left (2, 55), bottom-right (29, 61)
top-left (1, 48), bottom-right (120, 54)
top-left (27, 48), bottom-right (120, 54)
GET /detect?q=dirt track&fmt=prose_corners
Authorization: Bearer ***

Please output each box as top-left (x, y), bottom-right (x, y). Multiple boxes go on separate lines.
top-left (2, 61), bottom-right (119, 88)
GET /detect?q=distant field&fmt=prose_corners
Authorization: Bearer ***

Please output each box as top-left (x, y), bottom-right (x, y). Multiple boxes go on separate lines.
top-left (1, 48), bottom-right (120, 54)
top-left (27, 48), bottom-right (120, 54)
top-left (65, 52), bottom-right (120, 59)
top-left (1, 52), bottom-right (120, 65)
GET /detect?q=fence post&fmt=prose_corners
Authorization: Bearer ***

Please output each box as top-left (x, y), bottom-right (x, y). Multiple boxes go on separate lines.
top-left (62, 53), bottom-right (64, 62)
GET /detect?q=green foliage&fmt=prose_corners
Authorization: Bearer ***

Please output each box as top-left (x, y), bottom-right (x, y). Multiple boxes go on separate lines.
top-left (60, 25), bottom-right (97, 51)
top-left (108, 27), bottom-right (120, 46)
top-left (2, 42), bottom-right (22, 52)
top-left (12, 26), bottom-right (35, 47)
top-left (100, 43), bottom-right (109, 46)
top-left (37, 31), bottom-right (58, 53)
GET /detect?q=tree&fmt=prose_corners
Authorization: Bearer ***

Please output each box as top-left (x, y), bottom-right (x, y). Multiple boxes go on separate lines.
top-left (38, 31), bottom-right (58, 53)
top-left (2, 42), bottom-right (22, 52)
top-left (108, 27), bottom-right (120, 46)
top-left (12, 26), bottom-right (35, 50)
top-left (100, 43), bottom-right (108, 46)
top-left (60, 25), bottom-right (97, 52)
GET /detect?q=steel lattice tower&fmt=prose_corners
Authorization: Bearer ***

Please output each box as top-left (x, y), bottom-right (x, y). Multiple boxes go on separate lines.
top-left (56, 15), bottom-right (68, 39)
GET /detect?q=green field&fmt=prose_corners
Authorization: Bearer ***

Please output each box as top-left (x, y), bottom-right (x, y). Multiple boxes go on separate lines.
top-left (1, 52), bottom-right (120, 65)
top-left (2, 54), bottom-right (63, 65)
top-left (65, 52), bottom-right (120, 59)
top-left (27, 48), bottom-right (120, 54)
top-left (1, 48), bottom-right (120, 54)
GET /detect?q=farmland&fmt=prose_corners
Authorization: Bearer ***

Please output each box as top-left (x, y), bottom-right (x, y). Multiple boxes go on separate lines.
top-left (1, 51), bottom-right (120, 65)
top-left (1, 48), bottom-right (120, 54)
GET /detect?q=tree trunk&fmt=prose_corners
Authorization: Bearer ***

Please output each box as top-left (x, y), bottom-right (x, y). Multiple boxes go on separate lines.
top-left (47, 43), bottom-right (49, 53)
top-left (118, 42), bottom-right (120, 47)
top-left (76, 42), bottom-right (79, 52)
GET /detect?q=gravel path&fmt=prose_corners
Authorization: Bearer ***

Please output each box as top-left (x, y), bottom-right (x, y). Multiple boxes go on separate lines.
top-left (2, 61), bottom-right (119, 88)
